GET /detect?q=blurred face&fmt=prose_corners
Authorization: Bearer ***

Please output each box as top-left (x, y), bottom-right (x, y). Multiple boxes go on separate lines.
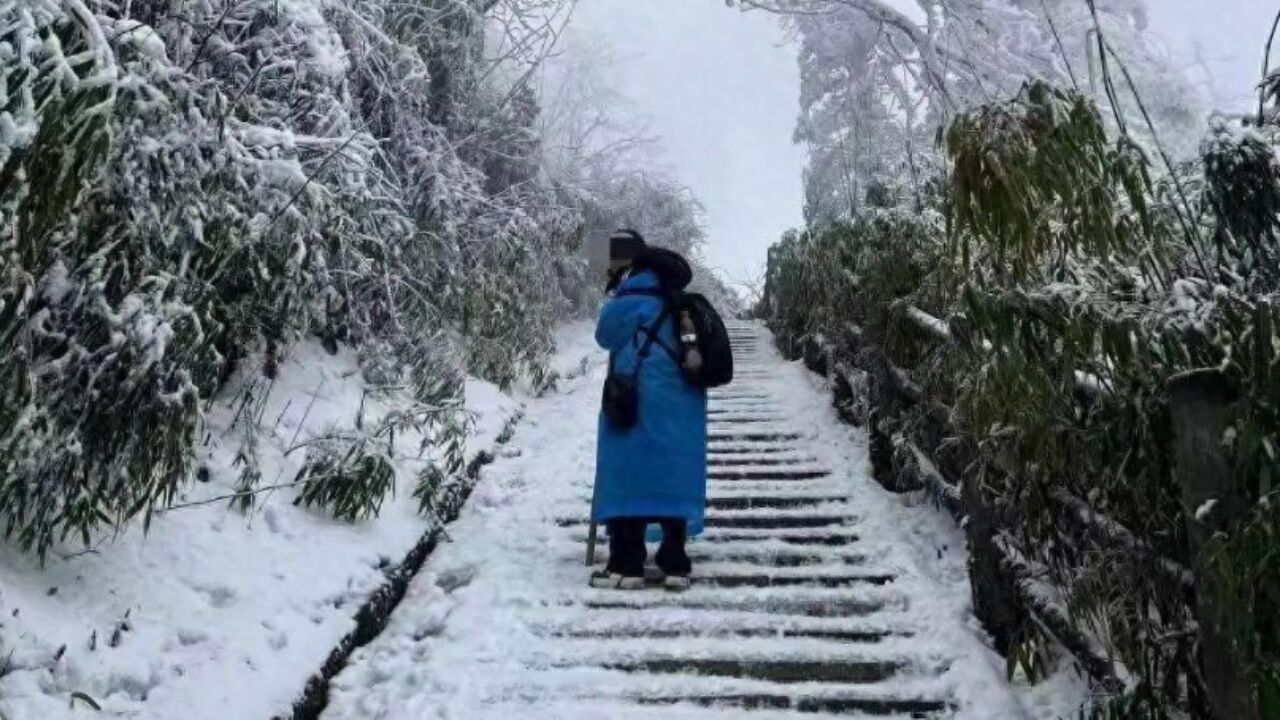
top-left (606, 256), bottom-right (632, 291)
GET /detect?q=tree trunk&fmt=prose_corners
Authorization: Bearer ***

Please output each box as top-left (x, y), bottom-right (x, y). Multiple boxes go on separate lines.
top-left (1167, 369), bottom-right (1257, 720)
top-left (962, 468), bottom-right (1023, 656)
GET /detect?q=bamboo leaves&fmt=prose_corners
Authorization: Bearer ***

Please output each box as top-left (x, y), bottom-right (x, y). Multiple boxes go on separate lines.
top-left (946, 81), bottom-right (1166, 288)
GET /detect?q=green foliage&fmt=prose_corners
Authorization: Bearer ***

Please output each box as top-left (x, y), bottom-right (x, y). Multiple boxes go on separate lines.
top-left (761, 206), bottom-right (948, 359)
top-left (293, 434), bottom-right (397, 522)
top-left (1202, 122), bottom-right (1280, 289)
top-left (1077, 683), bottom-right (1172, 720)
top-left (68, 691), bottom-right (102, 711)
top-left (947, 81), bottom-right (1280, 716)
top-left (0, 9), bottom-right (207, 561)
top-left (413, 401), bottom-right (470, 518)
top-left (0, 0), bottom-right (601, 559)
top-left (764, 76), bottom-right (1280, 717)
top-left (946, 81), bottom-right (1165, 287)
top-left (953, 104), bottom-right (1280, 716)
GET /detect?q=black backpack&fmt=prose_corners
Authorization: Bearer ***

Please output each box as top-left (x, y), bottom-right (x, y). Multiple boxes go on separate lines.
top-left (677, 292), bottom-right (733, 388)
top-left (634, 248), bottom-right (734, 390)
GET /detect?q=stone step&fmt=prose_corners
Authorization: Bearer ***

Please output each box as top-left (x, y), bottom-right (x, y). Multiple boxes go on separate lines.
top-left (590, 658), bottom-right (901, 685)
top-left (706, 495), bottom-right (848, 510)
top-left (570, 485), bottom-right (841, 508)
top-left (536, 605), bottom-right (906, 635)
top-left (708, 416), bottom-right (785, 424)
top-left (708, 445), bottom-right (797, 455)
top-left (708, 469), bottom-right (830, 481)
top-left (562, 541), bottom-right (871, 565)
top-left (466, 701), bottom-right (917, 720)
top-left (636, 694), bottom-right (949, 716)
top-left (706, 481), bottom-right (841, 497)
top-left (557, 514), bottom-right (850, 530)
top-left (707, 456), bottom-right (820, 466)
top-left (707, 399), bottom-right (774, 406)
top-left (706, 514), bottom-right (851, 530)
top-left (708, 432), bottom-right (803, 442)
top-left (580, 594), bottom-right (888, 618)
top-left (472, 677), bottom-right (949, 718)
top-left (697, 531), bottom-right (861, 546)
top-left (545, 625), bottom-right (898, 644)
top-left (566, 531), bottom-right (862, 547)
top-left (554, 538), bottom-right (869, 567)
top-left (692, 572), bottom-right (895, 589)
top-left (687, 548), bottom-right (869, 567)
top-left (576, 568), bottom-right (894, 589)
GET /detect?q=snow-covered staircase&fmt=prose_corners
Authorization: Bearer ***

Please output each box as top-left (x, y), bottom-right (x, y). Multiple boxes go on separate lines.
top-left (548, 323), bottom-right (951, 717)
top-left (322, 322), bottom-right (1025, 720)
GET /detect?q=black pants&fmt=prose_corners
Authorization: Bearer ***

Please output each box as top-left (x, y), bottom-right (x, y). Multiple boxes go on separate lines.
top-left (605, 517), bottom-right (691, 578)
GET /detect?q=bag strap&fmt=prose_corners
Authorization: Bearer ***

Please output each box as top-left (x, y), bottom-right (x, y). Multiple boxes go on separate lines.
top-left (616, 287), bottom-right (683, 368)
top-left (642, 323), bottom-right (682, 366)
top-left (631, 304), bottom-right (673, 378)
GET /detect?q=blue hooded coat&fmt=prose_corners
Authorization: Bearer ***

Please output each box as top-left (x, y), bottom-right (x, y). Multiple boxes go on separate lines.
top-left (593, 270), bottom-right (708, 535)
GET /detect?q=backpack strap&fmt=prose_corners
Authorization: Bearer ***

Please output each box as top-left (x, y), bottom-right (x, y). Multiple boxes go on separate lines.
top-left (640, 320), bottom-right (682, 366)
top-left (624, 285), bottom-right (686, 363)
top-left (628, 304), bottom-right (674, 379)
top-left (616, 287), bottom-right (684, 366)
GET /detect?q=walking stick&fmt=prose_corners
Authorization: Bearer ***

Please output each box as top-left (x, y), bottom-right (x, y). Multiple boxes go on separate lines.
top-left (585, 486), bottom-right (599, 566)
top-left (585, 521), bottom-right (598, 567)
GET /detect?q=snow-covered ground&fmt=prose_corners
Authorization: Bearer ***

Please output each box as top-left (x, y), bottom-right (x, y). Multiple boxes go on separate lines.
top-left (0, 321), bottom-right (598, 720)
top-left (319, 323), bottom-right (1089, 720)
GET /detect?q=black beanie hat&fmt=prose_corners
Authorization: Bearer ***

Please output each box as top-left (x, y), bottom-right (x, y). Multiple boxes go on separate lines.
top-left (608, 229), bottom-right (646, 260)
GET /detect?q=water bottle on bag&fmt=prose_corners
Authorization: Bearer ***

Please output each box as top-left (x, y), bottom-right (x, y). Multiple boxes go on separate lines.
top-left (680, 310), bottom-right (703, 372)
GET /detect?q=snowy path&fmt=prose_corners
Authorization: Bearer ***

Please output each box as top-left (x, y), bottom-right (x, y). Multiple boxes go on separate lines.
top-left (320, 323), bottom-right (1032, 719)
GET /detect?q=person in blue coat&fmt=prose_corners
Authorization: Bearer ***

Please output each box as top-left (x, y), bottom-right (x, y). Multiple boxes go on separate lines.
top-left (590, 230), bottom-right (707, 591)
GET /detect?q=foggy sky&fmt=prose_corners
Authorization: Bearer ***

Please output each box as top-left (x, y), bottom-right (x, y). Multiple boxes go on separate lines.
top-left (1154, 0), bottom-right (1277, 111)
top-left (569, 0), bottom-right (805, 295)
top-left (569, 0), bottom-right (1279, 294)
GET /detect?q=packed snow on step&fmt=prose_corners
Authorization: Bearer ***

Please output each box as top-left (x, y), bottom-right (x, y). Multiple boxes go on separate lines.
top-left (0, 322), bottom-right (598, 720)
top-left (320, 324), bottom-right (1089, 720)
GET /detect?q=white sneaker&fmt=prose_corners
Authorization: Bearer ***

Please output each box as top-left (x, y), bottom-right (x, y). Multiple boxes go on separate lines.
top-left (589, 571), bottom-right (645, 590)
top-left (663, 575), bottom-right (692, 592)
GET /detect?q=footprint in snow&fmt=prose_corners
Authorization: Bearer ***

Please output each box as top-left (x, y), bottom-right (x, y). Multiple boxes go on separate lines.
top-left (176, 628), bottom-right (208, 646)
top-left (268, 632), bottom-right (289, 651)
top-left (263, 507), bottom-right (284, 535)
top-left (434, 565), bottom-right (478, 594)
top-left (186, 581), bottom-right (237, 609)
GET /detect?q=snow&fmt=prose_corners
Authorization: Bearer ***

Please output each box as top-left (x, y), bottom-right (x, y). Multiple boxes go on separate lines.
top-left (905, 305), bottom-right (950, 342)
top-left (0, 323), bottom-right (598, 720)
top-left (276, 0), bottom-right (350, 81)
top-left (1194, 498), bottom-right (1219, 522)
top-left (0, 306), bottom-right (1090, 719)
top-left (318, 323), bottom-right (1088, 720)
top-left (100, 18), bottom-right (167, 61)
top-left (38, 261), bottom-right (72, 304)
